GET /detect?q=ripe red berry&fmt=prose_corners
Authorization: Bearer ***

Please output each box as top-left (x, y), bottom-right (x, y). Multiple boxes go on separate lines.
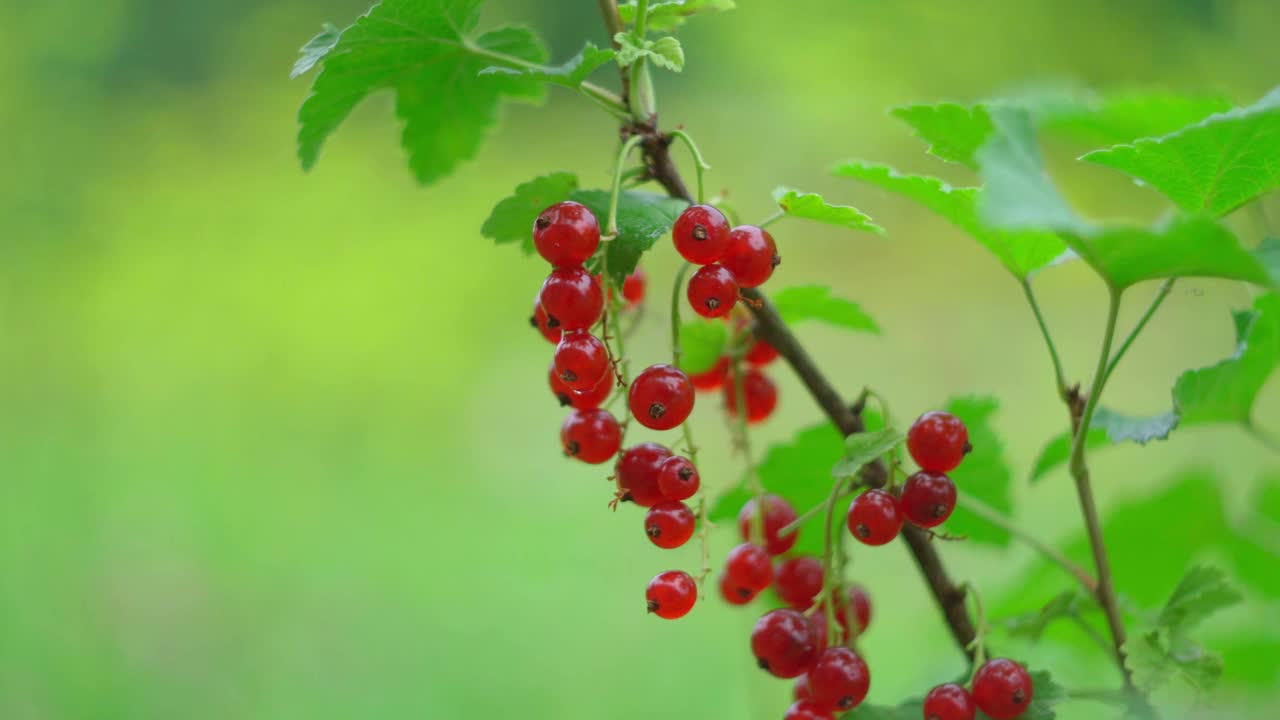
top-left (723, 225), bottom-right (780, 288)
top-left (530, 299), bottom-right (561, 344)
top-left (924, 683), bottom-right (976, 720)
top-left (646, 570), bottom-right (697, 619)
top-left (901, 471), bottom-right (957, 528)
top-left (737, 494), bottom-right (799, 555)
top-left (745, 338), bottom-right (779, 366)
top-left (907, 411), bottom-right (971, 473)
top-left (718, 573), bottom-right (756, 606)
top-left (807, 611), bottom-right (831, 655)
top-left (615, 443), bottom-right (672, 507)
top-left (657, 455), bottom-right (700, 501)
top-left (629, 364), bottom-right (695, 431)
top-left (538, 267), bottom-right (604, 331)
top-left (673, 204), bottom-right (731, 264)
top-left (622, 268), bottom-right (646, 305)
top-left (840, 584), bottom-right (872, 637)
top-left (846, 489), bottom-right (904, 545)
top-left (808, 647), bottom-right (870, 712)
top-left (554, 331), bottom-right (609, 391)
top-left (784, 700), bottom-right (834, 720)
top-left (793, 674), bottom-right (813, 702)
top-left (687, 264), bottom-right (739, 318)
top-left (724, 366), bottom-right (778, 423)
top-left (645, 501), bottom-right (696, 549)
top-left (751, 609), bottom-right (820, 678)
top-left (725, 543), bottom-right (773, 592)
top-left (560, 409), bottom-right (622, 464)
top-left (533, 201), bottom-right (600, 267)
top-left (548, 363), bottom-right (611, 409)
top-left (775, 556), bottom-right (824, 610)
top-left (972, 659), bottom-right (1033, 720)
top-left (689, 356), bottom-right (730, 391)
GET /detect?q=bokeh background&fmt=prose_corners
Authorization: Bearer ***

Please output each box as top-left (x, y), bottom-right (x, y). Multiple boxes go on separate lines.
top-left (3, 1), bottom-right (1279, 718)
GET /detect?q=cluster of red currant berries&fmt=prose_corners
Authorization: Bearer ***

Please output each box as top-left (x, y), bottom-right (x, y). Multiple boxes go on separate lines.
top-left (922, 658), bottom-right (1035, 720)
top-left (675, 204), bottom-right (780, 319)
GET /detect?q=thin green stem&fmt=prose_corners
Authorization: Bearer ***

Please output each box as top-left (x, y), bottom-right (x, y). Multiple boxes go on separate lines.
top-left (819, 475), bottom-right (846, 646)
top-left (1021, 278), bottom-right (1069, 398)
top-left (671, 262), bottom-right (693, 364)
top-left (668, 130), bottom-right (709, 204)
top-left (628, 0), bottom-right (654, 120)
top-left (1103, 279), bottom-right (1174, 385)
top-left (956, 495), bottom-right (1097, 593)
top-left (606, 135), bottom-right (647, 237)
top-left (463, 42), bottom-right (629, 118)
top-left (758, 210), bottom-right (785, 229)
top-left (963, 583), bottom-right (989, 680)
top-left (777, 479), bottom-right (870, 537)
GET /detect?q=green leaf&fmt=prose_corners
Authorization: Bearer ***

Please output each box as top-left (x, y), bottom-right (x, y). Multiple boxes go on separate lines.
top-left (1126, 629), bottom-right (1225, 693)
top-left (1034, 90), bottom-right (1232, 146)
top-left (617, 0), bottom-right (736, 31)
top-left (1028, 426), bottom-right (1106, 484)
top-left (772, 187), bottom-right (883, 234)
top-left (291, 22), bottom-right (341, 79)
top-left (1173, 292), bottom-right (1280, 429)
top-left (708, 483), bottom-right (752, 524)
top-left (890, 102), bottom-right (994, 170)
top-left (480, 172), bottom-right (578, 253)
top-left (574, 190), bottom-right (688, 286)
top-left (771, 285), bottom-right (880, 334)
top-left (832, 428), bottom-right (904, 480)
top-left (480, 43), bottom-right (614, 88)
top-left (1004, 590), bottom-right (1085, 641)
top-left (1083, 86), bottom-right (1280, 217)
top-left (1157, 565), bottom-right (1243, 632)
top-left (647, 37), bottom-right (685, 72)
top-left (758, 423), bottom-right (847, 556)
top-left (941, 396), bottom-right (1012, 546)
top-left (613, 33), bottom-right (647, 66)
top-left (1091, 407), bottom-right (1178, 445)
top-left (295, 0), bottom-right (548, 185)
top-left (677, 320), bottom-right (727, 375)
top-left (831, 161), bottom-right (1065, 277)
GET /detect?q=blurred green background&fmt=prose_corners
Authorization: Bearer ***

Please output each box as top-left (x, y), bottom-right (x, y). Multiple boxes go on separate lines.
top-left (3, 1), bottom-right (1279, 718)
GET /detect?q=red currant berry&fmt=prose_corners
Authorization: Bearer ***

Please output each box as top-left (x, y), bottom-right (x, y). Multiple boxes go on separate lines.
top-left (900, 471), bottom-right (957, 529)
top-left (724, 367), bottom-right (778, 423)
top-left (530, 299), bottom-right (561, 344)
top-left (841, 584), bottom-right (872, 637)
top-left (745, 338), bottom-right (779, 365)
top-left (807, 611), bottom-right (831, 655)
top-left (793, 674), bottom-right (813, 702)
top-left (538, 267), bottom-right (604, 331)
top-left (725, 543), bottom-right (773, 592)
top-left (645, 501), bottom-right (696, 549)
top-left (646, 570), bottom-right (697, 619)
top-left (615, 443), bottom-right (672, 507)
top-left (924, 683), bottom-right (976, 720)
top-left (808, 647), bottom-right (870, 712)
top-left (972, 659), bottom-right (1033, 720)
top-left (548, 363), bottom-right (610, 410)
top-left (621, 268), bottom-right (645, 305)
top-left (784, 700), bottom-right (834, 720)
top-left (687, 264), bottom-right (739, 319)
top-left (689, 356), bottom-right (730, 391)
top-left (723, 225), bottom-right (780, 288)
top-left (907, 411), bottom-right (971, 473)
top-left (657, 455), bottom-right (700, 501)
top-left (737, 494), bottom-right (799, 555)
top-left (673, 204), bottom-right (731, 264)
top-left (775, 556), bottom-right (824, 610)
top-left (560, 409), bottom-right (621, 464)
top-left (751, 608), bottom-right (819, 678)
top-left (533, 201), bottom-right (600, 267)
top-left (846, 489), bottom-right (904, 545)
top-left (629, 364), bottom-right (695, 431)
top-left (718, 572), bottom-right (756, 606)
top-left (554, 331), bottom-right (609, 391)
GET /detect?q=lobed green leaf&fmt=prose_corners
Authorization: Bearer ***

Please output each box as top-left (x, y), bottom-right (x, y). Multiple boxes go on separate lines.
top-left (831, 427), bottom-right (904, 480)
top-left (1157, 565), bottom-right (1243, 632)
top-left (1173, 292), bottom-right (1280, 429)
top-left (481, 172), bottom-right (579, 253)
top-left (575, 190), bottom-right (688, 287)
top-left (771, 187), bottom-right (883, 233)
top-left (291, 22), bottom-right (341, 79)
top-left (771, 285), bottom-right (879, 334)
top-left (481, 43), bottom-right (615, 88)
top-left (890, 102), bottom-right (993, 170)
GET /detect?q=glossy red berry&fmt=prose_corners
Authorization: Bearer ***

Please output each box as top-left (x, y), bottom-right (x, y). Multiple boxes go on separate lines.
top-left (560, 409), bottom-right (621, 464)
top-left (689, 356), bottom-right (730, 391)
top-left (972, 659), bottom-right (1033, 720)
top-left (622, 268), bottom-right (646, 305)
top-left (538, 267), bottom-right (604, 331)
top-left (793, 674), bottom-right (813, 702)
top-left (784, 700), bottom-right (834, 720)
top-left (723, 225), bottom-right (780, 288)
top-left (646, 570), bottom-right (696, 619)
top-left (808, 647), bottom-right (870, 712)
top-left (533, 201), bottom-right (600, 267)
top-left (924, 683), bottom-right (976, 720)
top-left (775, 556), bottom-right (824, 610)
top-left (724, 367), bottom-right (778, 423)
top-left (807, 611), bottom-right (831, 655)
top-left (846, 489), bottom-right (904, 545)
top-left (687, 264), bottom-right (739, 319)
top-left (657, 455), bottom-right (700, 501)
top-left (725, 543), bottom-right (773, 592)
top-left (901, 471), bottom-right (957, 528)
top-left (548, 363), bottom-right (610, 409)
top-left (615, 443), bottom-right (672, 507)
top-left (645, 501), bottom-right (696, 549)
top-left (530, 299), bottom-right (561, 344)
top-left (673, 204), bottom-right (731, 264)
top-left (840, 584), bottom-right (872, 637)
top-left (718, 573), bottom-right (756, 606)
top-left (629, 364), bottom-right (695, 431)
top-left (751, 609), bottom-right (820, 678)
top-left (907, 411), bottom-right (971, 473)
top-left (737, 494), bottom-right (799, 555)
top-left (554, 331), bottom-right (609, 391)
top-left (745, 337), bottom-right (779, 365)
